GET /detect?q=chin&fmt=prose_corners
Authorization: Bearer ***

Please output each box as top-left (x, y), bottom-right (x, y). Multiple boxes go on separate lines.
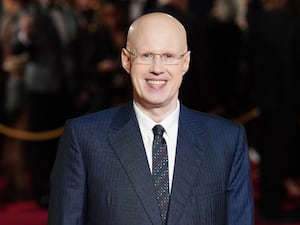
top-left (141, 99), bottom-right (165, 108)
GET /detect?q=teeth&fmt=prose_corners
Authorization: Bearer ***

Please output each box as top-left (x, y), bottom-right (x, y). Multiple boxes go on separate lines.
top-left (147, 80), bottom-right (166, 85)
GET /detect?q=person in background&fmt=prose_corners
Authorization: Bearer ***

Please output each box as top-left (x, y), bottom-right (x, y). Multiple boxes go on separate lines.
top-left (87, 0), bottom-right (131, 112)
top-left (73, 0), bottom-right (131, 114)
top-left (70, 0), bottom-right (103, 115)
top-left (48, 12), bottom-right (254, 225)
top-left (10, 0), bottom-right (78, 207)
top-left (249, 0), bottom-right (300, 221)
top-left (0, 0), bottom-right (31, 202)
top-left (206, 0), bottom-right (244, 118)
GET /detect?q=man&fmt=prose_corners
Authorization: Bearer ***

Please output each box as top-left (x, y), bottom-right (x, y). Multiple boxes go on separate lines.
top-left (47, 12), bottom-right (254, 225)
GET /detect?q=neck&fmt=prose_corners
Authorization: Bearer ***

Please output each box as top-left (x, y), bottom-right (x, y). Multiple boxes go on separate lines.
top-left (134, 100), bottom-right (178, 123)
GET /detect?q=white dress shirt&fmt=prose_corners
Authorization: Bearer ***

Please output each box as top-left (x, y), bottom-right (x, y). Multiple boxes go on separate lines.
top-left (133, 101), bottom-right (180, 192)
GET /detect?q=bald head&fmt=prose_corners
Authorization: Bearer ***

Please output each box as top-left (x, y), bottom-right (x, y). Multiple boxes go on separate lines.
top-left (121, 12), bottom-right (191, 120)
top-left (126, 12), bottom-right (188, 53)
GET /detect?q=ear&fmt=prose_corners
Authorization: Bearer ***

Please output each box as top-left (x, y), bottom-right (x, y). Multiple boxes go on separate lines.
top-left (121, 48), bottom-right (131, 74)
top-left (182, 51), bottom-right (191, 76)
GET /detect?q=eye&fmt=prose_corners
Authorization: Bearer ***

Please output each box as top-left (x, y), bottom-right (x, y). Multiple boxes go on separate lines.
top-left (162, 53), bottom-right (175, 60)
top-left (141, 53), bottom-right (154, 59)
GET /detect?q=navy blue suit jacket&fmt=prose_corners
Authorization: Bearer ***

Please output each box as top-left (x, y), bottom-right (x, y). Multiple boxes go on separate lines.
top-left (48, 103), bottom-right (254, 225)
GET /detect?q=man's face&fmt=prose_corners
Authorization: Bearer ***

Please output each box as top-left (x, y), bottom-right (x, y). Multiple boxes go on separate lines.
top-left (122, 15), bottom-right (190, 110)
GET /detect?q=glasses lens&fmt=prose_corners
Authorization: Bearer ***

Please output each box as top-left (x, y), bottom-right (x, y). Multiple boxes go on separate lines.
top-left (128, 50), bottom-right (186, 65)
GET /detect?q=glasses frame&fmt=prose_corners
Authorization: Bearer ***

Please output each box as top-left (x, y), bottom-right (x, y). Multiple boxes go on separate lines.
top-left (124, 48), bottom-right (189, 65)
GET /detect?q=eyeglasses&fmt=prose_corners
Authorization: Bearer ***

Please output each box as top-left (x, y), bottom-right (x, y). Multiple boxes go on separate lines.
top-left (124, 48), bottom-right (188, 65)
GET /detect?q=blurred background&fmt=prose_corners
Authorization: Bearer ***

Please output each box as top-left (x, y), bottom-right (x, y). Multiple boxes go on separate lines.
top-left (0, 0), bottom-right (300, 224)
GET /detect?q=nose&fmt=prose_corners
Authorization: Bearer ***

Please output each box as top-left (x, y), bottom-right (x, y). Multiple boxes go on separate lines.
top-left (150, 55), bottom-right (164, 75)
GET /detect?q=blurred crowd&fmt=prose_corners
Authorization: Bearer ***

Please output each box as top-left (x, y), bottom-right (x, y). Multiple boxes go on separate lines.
top-left (0, 0), bottom-right (300, 222)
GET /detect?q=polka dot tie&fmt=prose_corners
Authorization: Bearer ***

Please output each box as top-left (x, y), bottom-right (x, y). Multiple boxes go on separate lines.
top-left (152, 124), bottom-right (169, 224)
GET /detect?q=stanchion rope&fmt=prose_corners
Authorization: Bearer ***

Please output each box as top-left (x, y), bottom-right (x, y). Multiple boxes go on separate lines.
top-left (0, 123), bottom-right (64, 141)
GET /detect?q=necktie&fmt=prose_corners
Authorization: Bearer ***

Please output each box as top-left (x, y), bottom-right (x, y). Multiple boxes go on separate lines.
top-left (152, 124), bottom-right (169, 224)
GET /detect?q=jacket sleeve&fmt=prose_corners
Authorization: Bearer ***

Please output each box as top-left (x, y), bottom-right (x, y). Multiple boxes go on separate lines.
top-left (227, 125), bottom-right (255, 225)
top-left (47, 120), bottom-right (87, 225)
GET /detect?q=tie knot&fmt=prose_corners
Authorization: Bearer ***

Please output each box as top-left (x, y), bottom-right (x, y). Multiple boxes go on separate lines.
top-left (152, 124), bottom-right (165, 137)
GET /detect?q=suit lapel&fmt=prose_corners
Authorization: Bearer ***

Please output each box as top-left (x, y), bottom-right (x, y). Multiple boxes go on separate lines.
top-left (167, 107), bottom-right (208, 225)
top-left (108, 105), bottom-right (162, 225)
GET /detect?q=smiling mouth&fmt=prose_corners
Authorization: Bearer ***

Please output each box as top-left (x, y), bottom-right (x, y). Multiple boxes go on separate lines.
top-left (147, 80), bottom-right (167, 85)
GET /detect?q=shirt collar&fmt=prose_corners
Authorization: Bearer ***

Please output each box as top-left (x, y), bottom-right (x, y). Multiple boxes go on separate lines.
top-left (133, 101), bottom-right (180, 136)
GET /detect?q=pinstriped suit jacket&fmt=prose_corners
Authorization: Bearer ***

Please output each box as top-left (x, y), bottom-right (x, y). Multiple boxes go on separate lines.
top-left (47, 103), bottom-right (254, 225)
